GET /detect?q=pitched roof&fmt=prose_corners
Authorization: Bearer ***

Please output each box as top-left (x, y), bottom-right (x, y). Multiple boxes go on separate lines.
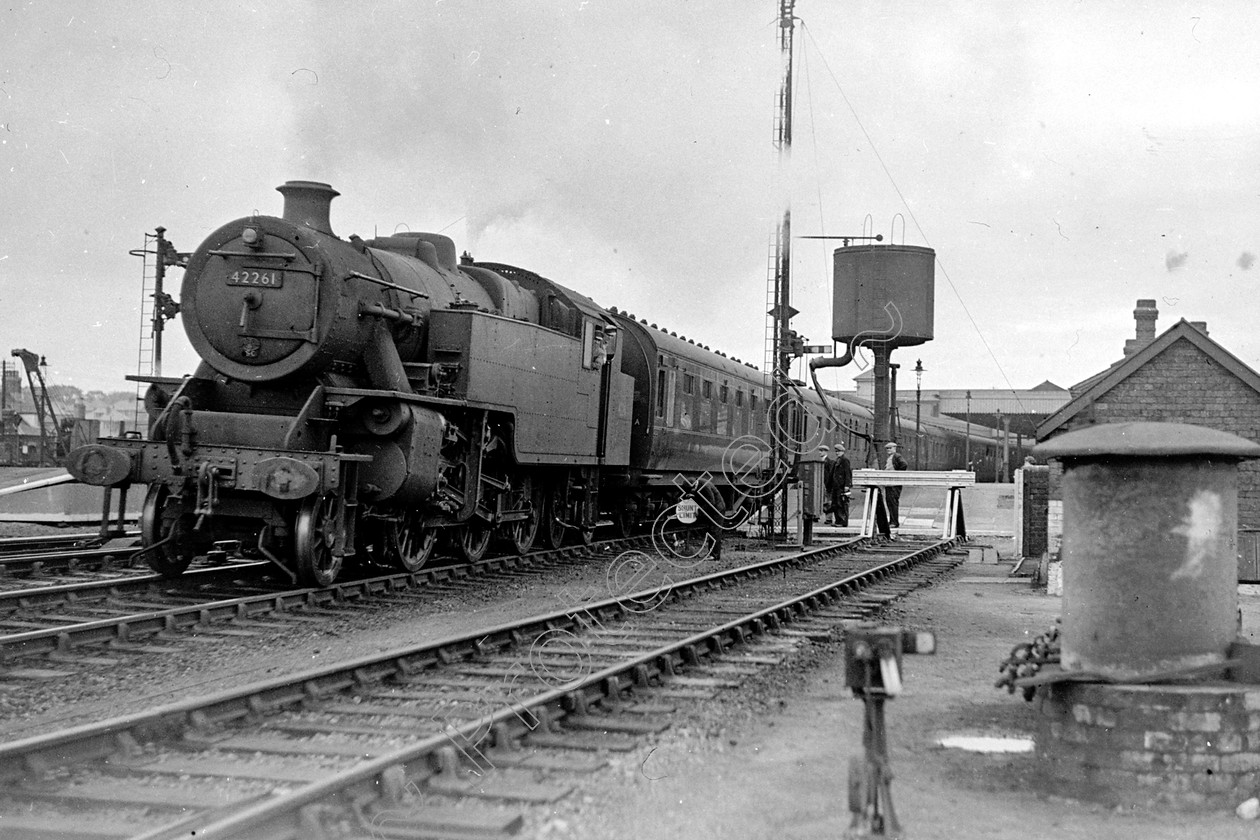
top-left (1037, 319), bottom-right (1260, 438)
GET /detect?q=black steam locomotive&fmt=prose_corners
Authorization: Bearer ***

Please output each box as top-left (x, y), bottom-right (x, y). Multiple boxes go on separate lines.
top-left (68, 182), bottom-right (996, 586)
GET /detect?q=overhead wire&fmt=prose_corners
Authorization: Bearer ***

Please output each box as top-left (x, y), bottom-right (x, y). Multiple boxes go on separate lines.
top-left (797, 33), bottom-right (865, 451)
top-left (799, 20), bottom-right (1032, 420)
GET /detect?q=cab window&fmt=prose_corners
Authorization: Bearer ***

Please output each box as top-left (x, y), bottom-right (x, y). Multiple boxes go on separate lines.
top-left (582, 319), bottom-right (612, 369)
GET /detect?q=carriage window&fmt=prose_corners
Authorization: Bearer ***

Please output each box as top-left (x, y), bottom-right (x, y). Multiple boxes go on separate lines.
top-left (683, 374), bottom-right (695, 395)
top-left (656, 369), bottom-right (666, 418)
top-left (736, 390), bottom-right (744, 407)
top-left (666, 369), bottom-right (676, 426)
top-left (699, 380), bottom-right (714, 430)
top-left (720, 385), bottom-right (728, 403)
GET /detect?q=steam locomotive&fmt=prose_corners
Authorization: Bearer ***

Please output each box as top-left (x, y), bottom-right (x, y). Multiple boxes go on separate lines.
top-left (68, 182), bottom-right (997, 586)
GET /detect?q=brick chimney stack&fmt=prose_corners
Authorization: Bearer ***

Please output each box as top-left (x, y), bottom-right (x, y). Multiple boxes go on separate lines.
top-left (1124, 299), bottom-right (1159, 356)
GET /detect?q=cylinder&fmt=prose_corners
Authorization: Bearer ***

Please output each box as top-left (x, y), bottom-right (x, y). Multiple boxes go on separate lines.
top-left (832, 244), bottom-right (935, 347)
top-left (1034, 422), bottom-right (1260, 680)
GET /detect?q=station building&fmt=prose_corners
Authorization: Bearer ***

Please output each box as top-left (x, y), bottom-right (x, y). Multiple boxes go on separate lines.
top-left (848, 370), bottom-right (1071, 480)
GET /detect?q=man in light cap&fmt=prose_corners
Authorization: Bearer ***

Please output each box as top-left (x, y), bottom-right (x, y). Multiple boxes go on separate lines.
top-left (883, 441), bottom-right (908, 537)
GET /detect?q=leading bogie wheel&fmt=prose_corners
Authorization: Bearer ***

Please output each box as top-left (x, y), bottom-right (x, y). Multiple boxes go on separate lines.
top-left (139, 483), bottom-right (197, 578)
top-left (294, 492), bottom-right (344, 587)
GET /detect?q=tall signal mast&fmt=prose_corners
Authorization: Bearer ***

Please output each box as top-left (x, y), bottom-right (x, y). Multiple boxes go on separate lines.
top-left (767, 0), bottom-right (796, 389)
top-left (763, 0), bottom-right (798, 538)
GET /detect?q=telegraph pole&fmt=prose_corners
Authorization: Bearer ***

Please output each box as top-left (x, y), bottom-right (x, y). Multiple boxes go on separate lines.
top-left (965, 390), bottom-right (972, 470)
top-left (914, 360), bottom-right (923, 469)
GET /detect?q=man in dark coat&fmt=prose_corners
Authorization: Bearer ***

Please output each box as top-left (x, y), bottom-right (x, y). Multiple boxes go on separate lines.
top-left (883, 441), bottom-right (909, 536)
top-left (822, 444), bottom-right (853, 526)
top-left (697, 481), bottom-right (725, 561)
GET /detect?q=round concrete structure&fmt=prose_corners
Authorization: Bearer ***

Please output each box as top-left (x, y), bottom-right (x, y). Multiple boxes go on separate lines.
top-left (1034, 422), bottom-right (1260, 680)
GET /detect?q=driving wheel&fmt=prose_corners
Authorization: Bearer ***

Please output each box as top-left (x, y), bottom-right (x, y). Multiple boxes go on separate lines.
top-left (500, 475), bottom-right (539, 554)
top-left (537, 484), bottom-right (567, 550)
top-left (457, 521), bottom-right (493, 563)
top-left (391, 511), bottom-right (438, 572)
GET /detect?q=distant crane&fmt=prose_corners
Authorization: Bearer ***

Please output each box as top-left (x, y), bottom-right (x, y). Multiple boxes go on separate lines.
top-left (10, 349), bottom-right (68, 466)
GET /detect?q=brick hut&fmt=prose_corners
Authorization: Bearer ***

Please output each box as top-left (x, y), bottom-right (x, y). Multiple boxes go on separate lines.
top-left (1037, 300), bottom-right (1260, 579)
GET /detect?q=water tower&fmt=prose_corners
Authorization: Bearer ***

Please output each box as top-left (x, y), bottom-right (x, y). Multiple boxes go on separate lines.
top-left (832, 243), bottom-right (935, 456)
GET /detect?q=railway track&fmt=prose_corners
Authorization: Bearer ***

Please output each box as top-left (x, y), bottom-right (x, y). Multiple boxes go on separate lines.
top-left (0, 530), bottom-right (137, 556)
top-left (0, 535), bottom-right (963, 839)
top-left (0, 531), bottom-right (147, 584)
top-left (0, 535), bottom-right (660, 673)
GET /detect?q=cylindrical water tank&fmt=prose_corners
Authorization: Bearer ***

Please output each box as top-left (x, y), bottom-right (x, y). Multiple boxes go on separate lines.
top-left (1034, 422), bottom-right (1260, 680)
top-left (832, 244), bottom-right (934, 347)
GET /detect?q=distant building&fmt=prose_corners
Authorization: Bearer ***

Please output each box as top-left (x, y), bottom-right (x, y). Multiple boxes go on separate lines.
top-left (1036, 299), bottom-right (1260, 576)
top-left (0, 366), bottom-right (21, 413)
top-left (6, 413), bottom-right (58, 465)
top-left (852, 369), bottom-right (1071, 449)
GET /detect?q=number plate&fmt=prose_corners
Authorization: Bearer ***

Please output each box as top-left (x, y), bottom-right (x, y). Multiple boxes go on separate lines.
top-left (226, 269), bottom-right (284, 288)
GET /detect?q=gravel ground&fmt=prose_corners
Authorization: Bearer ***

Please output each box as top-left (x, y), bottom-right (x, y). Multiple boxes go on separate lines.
top-left (541, 541), bottom-right (1260, 840)
top-left (0, 521), bottom-right (84, 538)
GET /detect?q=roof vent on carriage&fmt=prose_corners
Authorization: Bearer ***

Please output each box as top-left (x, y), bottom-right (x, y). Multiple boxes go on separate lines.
top-left (277, 180), bottom-right (339, 236)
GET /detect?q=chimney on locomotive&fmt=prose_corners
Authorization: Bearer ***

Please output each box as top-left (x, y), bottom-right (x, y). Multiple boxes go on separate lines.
top-left (276, 180), bottom-right (339, 236)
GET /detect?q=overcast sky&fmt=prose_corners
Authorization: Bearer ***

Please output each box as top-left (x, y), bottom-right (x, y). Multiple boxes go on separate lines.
top-left (2, 1), bottom-right (1258, 402)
